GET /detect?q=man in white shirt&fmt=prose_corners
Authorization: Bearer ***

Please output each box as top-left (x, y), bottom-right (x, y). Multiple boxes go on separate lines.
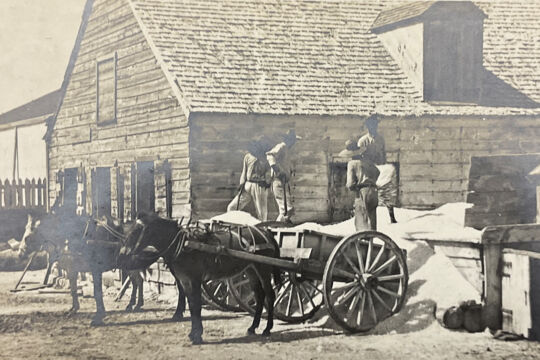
top-left (266, 130), bottom-right (300, 223)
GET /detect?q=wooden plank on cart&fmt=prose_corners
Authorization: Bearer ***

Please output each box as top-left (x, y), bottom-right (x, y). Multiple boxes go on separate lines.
top-left (183, 240), bottom-right (324, 277)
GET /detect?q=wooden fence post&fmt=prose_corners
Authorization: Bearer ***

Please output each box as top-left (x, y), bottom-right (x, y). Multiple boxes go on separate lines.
top-left (4, 179), bottom-right (12, 208)
top-left (16, 179), bottom-right (23, 208)
top-left (30, 178), bottom-right (36, 207)
top-left (37, 178), bottom-right (44, 209)
top-left (24, 179), bottom-right (31, 208)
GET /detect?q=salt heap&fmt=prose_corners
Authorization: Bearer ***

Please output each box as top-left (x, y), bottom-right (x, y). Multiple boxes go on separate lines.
top-left (211, 203), bottom-right (482, 333)
top-left (210, 210), bottom-right (261, 226)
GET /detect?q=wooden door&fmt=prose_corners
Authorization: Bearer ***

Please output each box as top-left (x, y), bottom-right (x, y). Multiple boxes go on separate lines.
top-left (63, 168), bottom-right (78, 212)
top-left (92, 167), bottom-right (111, 218)
top-left (136, 161), bottom-right (155, 214)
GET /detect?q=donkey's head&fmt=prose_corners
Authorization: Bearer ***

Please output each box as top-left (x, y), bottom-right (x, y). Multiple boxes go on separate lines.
top-left (18, 207), bottom-right (86, 259)
top-left (117, 212), bottom-right (168, 270)
top-left (18, 214), bottom-right (41, 259)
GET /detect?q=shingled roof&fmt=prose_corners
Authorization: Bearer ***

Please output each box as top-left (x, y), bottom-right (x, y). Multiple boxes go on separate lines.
top-left (126, 0), bottom-right (540, 116)
top-left (0, 89), bottom-right (61, 126)
top-left (371, 1), bottom-right (436, 32)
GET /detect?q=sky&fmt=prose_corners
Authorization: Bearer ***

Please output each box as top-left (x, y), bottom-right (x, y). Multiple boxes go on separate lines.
top-left (0, 0), bottom-right (87, 114)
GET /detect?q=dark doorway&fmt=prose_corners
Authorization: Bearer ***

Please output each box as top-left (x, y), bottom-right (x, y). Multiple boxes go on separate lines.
top-left (63, 168), bottom-right (78, 212)
top-left (117, 170), bottom-right (125, 223)
top-left (93, 167), bottom-right (111, 218)
top-left (136, 161), bottom-right (155, 213)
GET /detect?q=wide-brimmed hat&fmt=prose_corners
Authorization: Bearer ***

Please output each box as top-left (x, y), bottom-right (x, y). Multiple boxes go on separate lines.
top-left (283, 129), bottom-right (302, 142)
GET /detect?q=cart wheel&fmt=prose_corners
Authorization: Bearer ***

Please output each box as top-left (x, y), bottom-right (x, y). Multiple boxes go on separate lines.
top-left (227, 270), bottom-right (255, 314)
top-left (228, 269), bottom-right (323, 323)
top-left (202, 279), bottom-right (242, 312)
top-left (273, 272), bottom-right (323, 323)
top-left (323, 231), bottom-right (408, 333)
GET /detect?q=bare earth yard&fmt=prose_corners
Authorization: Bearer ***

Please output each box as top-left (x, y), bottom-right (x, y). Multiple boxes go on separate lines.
top-left (1, 269), bottom-right (540, 360)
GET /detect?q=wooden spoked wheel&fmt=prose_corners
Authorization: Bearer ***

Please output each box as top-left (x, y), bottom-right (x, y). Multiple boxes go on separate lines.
top-left (273, 272), bottom-right (323, 323)
top-left (228, 269), bottom-right (323, 323)
top-left (202, 279), bottom-right (242, 312)
top-left (227, 270), bottom-right (256, 314)
top-left (323, 231), bottom-right (408, 333)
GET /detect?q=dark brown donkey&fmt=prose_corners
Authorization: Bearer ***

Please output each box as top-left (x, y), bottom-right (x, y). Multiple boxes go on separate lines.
top-left (18, 207), bottom-right (186, 325)
top-left (118, 212), bottom-right (281, 345)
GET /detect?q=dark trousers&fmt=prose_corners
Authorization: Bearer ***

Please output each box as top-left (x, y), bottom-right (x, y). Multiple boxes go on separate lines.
top-left (354, 187), bottom-right (378, 231)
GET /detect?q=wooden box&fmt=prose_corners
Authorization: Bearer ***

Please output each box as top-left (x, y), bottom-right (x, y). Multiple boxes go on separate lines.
top-left (501, 249), bottom-right (540, 340)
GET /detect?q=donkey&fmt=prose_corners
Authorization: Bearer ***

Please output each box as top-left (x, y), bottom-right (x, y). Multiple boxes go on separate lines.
top-left (18, 208), bottom-right (186, 325)
top-left (118, 212), bottom-right (281, 345)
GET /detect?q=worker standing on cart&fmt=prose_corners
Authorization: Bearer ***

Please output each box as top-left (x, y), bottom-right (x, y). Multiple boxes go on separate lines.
top-left (227, 138), bottom-right (271, 221)
top-left (266, 129), bottom-right (300, 223)
top-left (345, 114), bottom-right (385, 231)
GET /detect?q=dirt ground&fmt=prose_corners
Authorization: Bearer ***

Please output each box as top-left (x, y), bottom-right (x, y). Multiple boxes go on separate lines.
top-left (1, 270), bottom-right (540, 360)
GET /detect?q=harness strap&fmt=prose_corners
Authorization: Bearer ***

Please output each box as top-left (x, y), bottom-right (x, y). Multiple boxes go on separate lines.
top-left (95, 219), bottom-right (126, 242)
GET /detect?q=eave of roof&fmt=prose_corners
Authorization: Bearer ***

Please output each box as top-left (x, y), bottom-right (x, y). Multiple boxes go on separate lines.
top-left (0, 89), bottom-right (62, 126)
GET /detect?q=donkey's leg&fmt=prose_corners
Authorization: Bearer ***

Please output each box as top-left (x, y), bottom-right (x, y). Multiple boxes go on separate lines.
top-left (125, 274), bottom-right (137, 312)
top-left (247, 269), bottom-right (265, 335)
top-left (170, 267), bottom-right (186, 321)
top-left (90, 271), bottom-right (106, 326)
top-left (259, 266), bottom-right (276, 337)
top-left (66, 270), bottom-right (80, 316)
top-left (134, 271), bottom-right (144, 311)
top-left (186, 279), bottom-right (203, 345)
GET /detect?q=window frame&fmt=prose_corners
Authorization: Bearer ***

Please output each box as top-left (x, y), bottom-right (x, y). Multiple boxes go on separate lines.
top-left (96, 52), bottom-right (118, 126)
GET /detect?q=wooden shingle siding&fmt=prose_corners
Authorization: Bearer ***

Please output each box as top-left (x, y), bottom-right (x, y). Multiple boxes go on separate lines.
top-left (49, 0), bottom-right (191, 219)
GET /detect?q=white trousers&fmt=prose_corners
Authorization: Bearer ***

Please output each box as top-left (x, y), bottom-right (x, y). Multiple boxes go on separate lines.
top-left (271, 180), bottom-right (294, 222)
top-left (227, 182), bottom-right (268, 221)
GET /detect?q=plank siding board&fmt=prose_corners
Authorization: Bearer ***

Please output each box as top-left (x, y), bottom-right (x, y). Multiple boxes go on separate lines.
top-left (50, 0), bottom-right (191, 217)
top-left (190, 113), bottom-right (540, 218)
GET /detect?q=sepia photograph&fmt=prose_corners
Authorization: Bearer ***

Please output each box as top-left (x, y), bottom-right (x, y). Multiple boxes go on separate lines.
top-left (0, 0), bottom-right (539, 359)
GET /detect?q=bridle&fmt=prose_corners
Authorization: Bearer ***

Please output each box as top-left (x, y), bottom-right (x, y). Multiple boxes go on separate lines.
top-left (129, 219), bottom-right (187, 262)
top-left (94, 218), bottom-right (126, 244)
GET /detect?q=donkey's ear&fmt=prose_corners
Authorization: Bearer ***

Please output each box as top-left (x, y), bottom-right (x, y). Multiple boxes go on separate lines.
top-left (26, 214), bottom-right (33, 227)
top-left (34, 220), bottom-right (41, 228)
top-left (136, 211), bottom-right (154, 224)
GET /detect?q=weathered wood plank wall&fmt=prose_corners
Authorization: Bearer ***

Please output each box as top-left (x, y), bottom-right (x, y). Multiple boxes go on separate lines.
top-left (49, 0), bottom-right (191, 219)
top-left (191, 113), bottom-right (540, 223)
top-left (465, 154), bottom-right (540, 229)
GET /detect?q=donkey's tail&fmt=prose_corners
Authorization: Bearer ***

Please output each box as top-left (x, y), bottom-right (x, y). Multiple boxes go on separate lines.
top-left (267, 229), bottom-right (283, 287)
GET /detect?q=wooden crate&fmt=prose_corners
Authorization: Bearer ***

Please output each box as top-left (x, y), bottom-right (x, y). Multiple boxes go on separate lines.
top-left (423, 239), bottom-right (483, 294)
top-left (501, 249), bottom-right (540, 340)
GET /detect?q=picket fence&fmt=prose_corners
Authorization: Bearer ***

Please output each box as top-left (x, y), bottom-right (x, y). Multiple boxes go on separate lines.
top-left (0, 178), bottom-right (47, 209)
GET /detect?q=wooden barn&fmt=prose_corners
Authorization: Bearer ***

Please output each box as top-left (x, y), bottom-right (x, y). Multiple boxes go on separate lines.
top-left (47, 0), bottom-right (540, 223)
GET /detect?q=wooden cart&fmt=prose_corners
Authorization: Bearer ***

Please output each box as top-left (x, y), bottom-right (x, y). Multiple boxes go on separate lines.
top-left (186, 221), bottom-right (409, 333)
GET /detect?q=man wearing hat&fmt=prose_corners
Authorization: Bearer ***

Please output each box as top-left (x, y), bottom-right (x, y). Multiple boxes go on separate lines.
top-left (266, 129), bottom-right (300, 223)
top-left (227, 138), bottom-right (271, 220)
top-left (344, 114), bottom-right (385, 230)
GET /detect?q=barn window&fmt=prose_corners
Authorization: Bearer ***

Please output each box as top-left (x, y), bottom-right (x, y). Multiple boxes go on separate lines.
top-left (96, 53), bottom-right (117, 125)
